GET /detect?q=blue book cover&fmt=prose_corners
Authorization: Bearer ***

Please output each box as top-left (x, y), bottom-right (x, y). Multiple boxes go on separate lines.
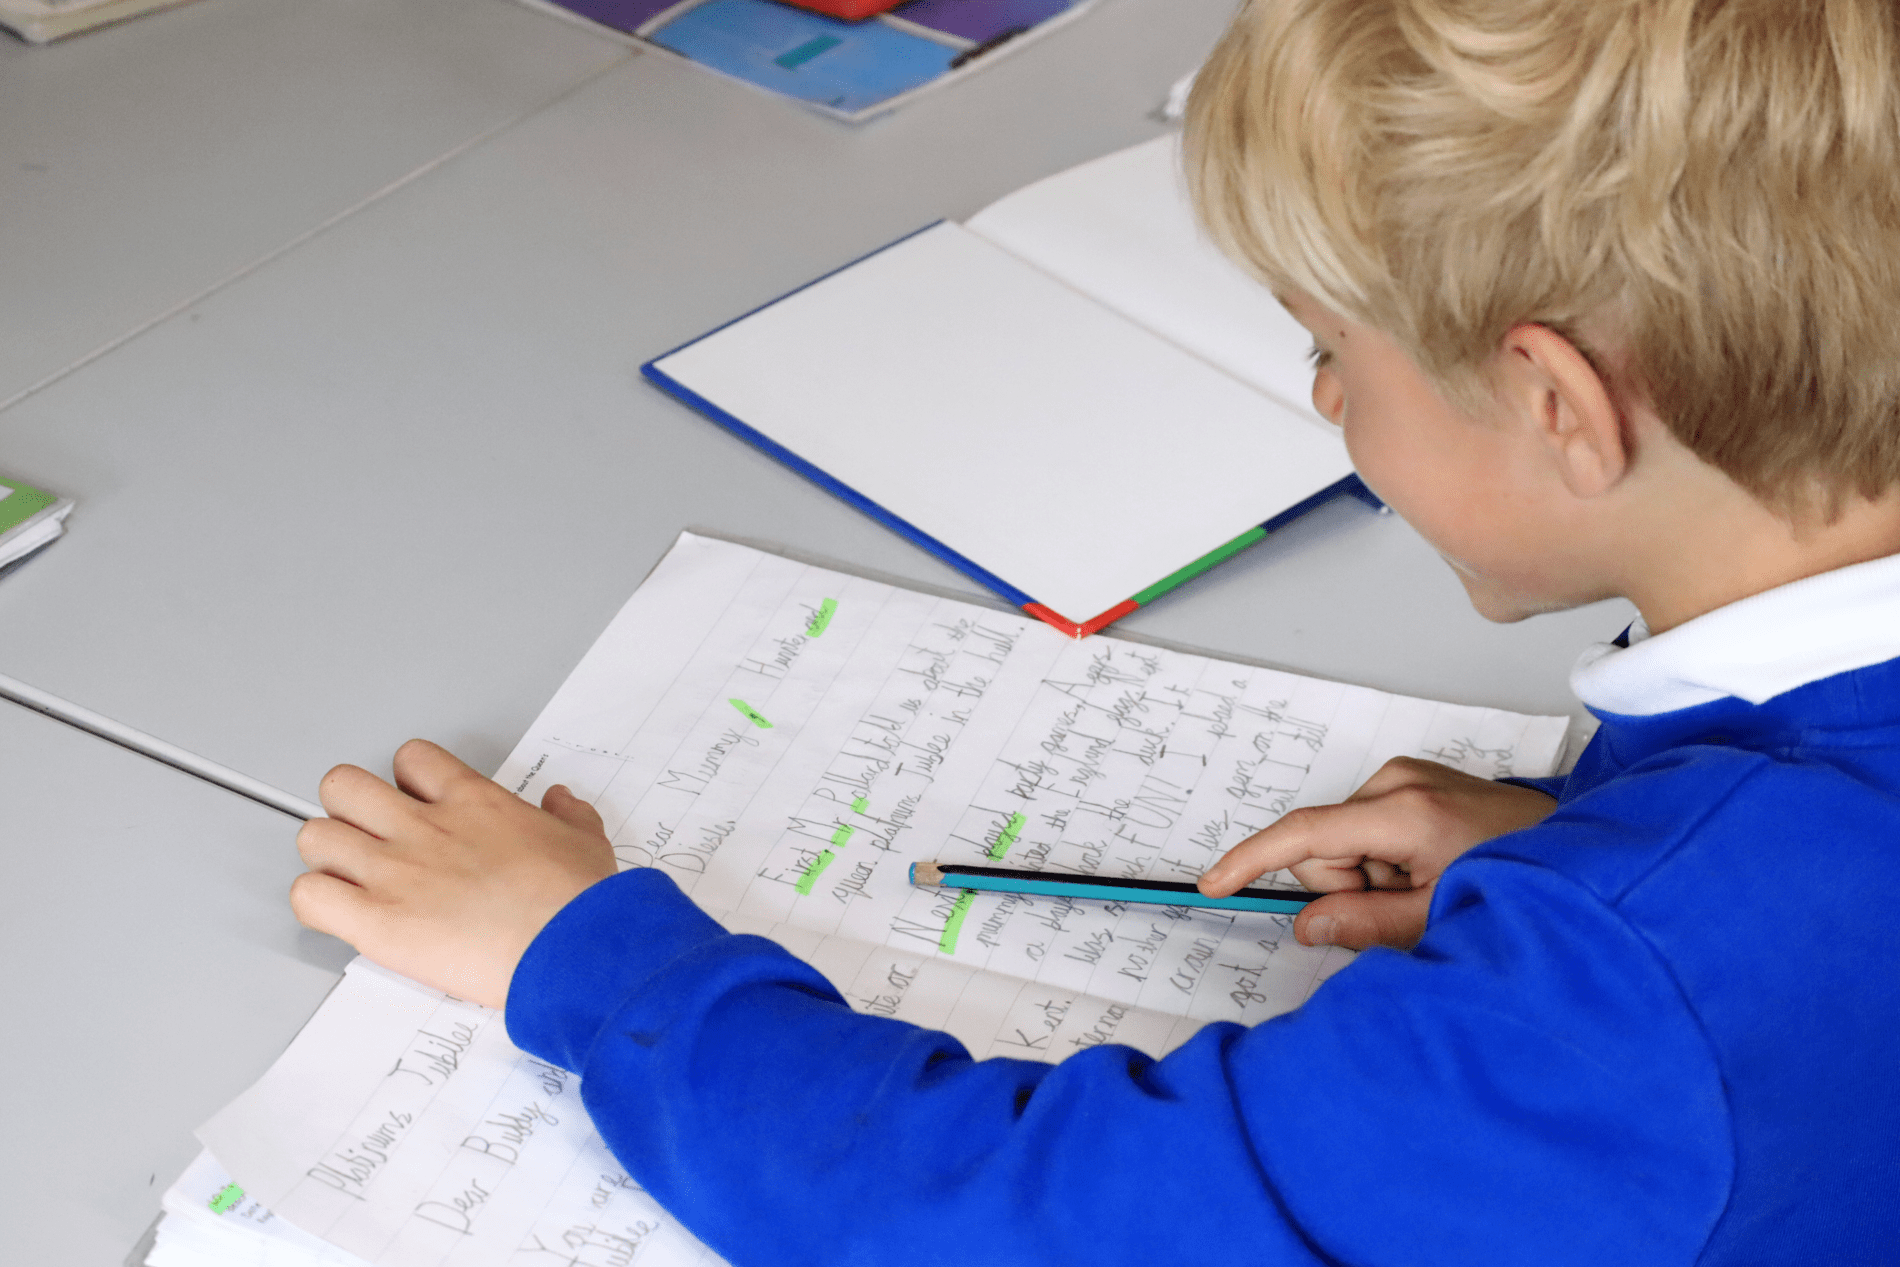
top-left (651, 0), bottom-right (956, 114)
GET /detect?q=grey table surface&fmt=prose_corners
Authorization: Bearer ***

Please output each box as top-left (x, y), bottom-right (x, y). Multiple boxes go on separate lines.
top-left (0, 0), bottom-right (1625, 808)
top-left (1, 0), bottom-right (1628, 1259)
top-left (0, 702), bottom-right (351, 1264)
top-left (0, 0), bottom-right (628, 410)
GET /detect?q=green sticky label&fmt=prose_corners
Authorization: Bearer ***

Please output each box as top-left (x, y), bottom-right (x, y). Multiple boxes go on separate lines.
top-left (795, 849), bottom-right (836, 896)
top-left (830, 823), bottom-right (855, 848)
top-left (939, 890), bottom-right (977, 954)
top-left (730, 699), bottom-right (773, 729)
top-left (208, 1183), bottom-right (245, 1215)
top-left (851, 795), bottom-right (869, 814)
top-left (806, 598), bottom-right (838, 638)
top-left (0, 477), bottom-right (56, 536)
top-left (987, 812), bottom-right (1027, 861)
top-left (775, 36), bottom-right (840, 69)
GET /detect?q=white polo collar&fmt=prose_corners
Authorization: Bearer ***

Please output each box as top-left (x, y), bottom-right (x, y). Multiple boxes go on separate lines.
top-left (1571, 552), bottom-right (1900, 716)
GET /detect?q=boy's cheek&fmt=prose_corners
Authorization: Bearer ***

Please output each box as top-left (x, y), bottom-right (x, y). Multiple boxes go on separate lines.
top-left (1335, 424), bottom-right (1400, 511)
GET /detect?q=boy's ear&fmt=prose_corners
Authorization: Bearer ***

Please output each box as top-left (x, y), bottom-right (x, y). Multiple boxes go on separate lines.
top-left (1496, 324), bottom-right (1629, 499)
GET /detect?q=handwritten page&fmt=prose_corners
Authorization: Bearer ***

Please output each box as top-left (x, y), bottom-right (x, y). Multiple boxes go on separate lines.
top-left (197, 533), bottom-right (1569, 1266)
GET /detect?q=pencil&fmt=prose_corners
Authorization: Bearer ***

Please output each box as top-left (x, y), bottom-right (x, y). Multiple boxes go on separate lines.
top-left (910, 862), bottom-right (1322, 915)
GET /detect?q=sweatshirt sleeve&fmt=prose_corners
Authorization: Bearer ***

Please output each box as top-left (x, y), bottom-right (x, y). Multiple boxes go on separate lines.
top-left (1497, 773), bottom-right (1568, 799)
top-left (506, 864), bottom-right (1731, 1267)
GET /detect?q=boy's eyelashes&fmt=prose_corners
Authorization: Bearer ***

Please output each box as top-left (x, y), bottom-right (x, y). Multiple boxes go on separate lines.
top-left (1305, 343), bottom-right (1335, 370)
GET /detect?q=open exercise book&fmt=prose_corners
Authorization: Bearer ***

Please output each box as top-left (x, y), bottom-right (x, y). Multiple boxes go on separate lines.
top-left (645, 135), bottom-right (1369, 639)
top-left (153, 534), bottom-right (1567, 1267)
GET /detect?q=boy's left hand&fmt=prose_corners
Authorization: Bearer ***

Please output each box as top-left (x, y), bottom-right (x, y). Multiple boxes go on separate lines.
top-left (290, 739), bottom-right (618, 1010)
top-left (1197, 757), bottom-right (1557, 951)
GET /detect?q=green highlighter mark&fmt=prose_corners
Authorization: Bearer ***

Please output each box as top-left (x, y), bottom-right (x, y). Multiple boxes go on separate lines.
top-left (987, 813), bottom-right (1027, 861)
top-left (806, 598), bottom-right (839, 638)
top-left (209, 1183), bottom-right (245, 1215)
top-left (830, 823), bottom-right (854, 848)
top-left (939, 891), bottom-right (977, 954)
top-left (796, 849), bottom-right (836, 896)
top-left (851, 795), bottom-right (869, 814)
top-left (730, 699), bottom-right (773, 729)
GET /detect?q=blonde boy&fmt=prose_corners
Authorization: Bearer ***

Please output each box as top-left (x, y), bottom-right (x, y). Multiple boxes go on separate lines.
top-left (292, 1), bottom-right (1900, 1262)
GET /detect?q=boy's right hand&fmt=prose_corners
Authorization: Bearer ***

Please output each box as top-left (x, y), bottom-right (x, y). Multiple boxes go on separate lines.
top-left (1198, 758), bottom-right (1557, 951)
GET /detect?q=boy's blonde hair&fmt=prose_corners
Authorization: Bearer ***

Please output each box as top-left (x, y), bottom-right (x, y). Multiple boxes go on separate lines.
top-left (1186, 0), bottom-right (1900, 517)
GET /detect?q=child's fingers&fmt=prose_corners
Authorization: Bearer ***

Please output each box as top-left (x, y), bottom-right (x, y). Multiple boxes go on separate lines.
top-left (1281, 857), bottom-right (1412, 903)
top-left (316, 763), bottom-right (416, 839)
top-left (288, 869), bottom-right (372, 941)
top-left (390, 738), bottom-right (487, 805)
top-left (1295, 885), bottom-right (1435, 951)
top-left (1361, 858), bottom-right (1412, 890)
top-left (1287, 855), bottom-right (1375, 893)
top-left (1346, 755), bottom-right (1450, 799)
top-left (1199, 799), bottom-right (1422, 896)
top-left (296, 815), bottom-right (387, 887)
top-left (541, 785), bottom-right (608, 838)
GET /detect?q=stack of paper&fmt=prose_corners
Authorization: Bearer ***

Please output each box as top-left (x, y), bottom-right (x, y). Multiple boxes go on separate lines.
top-left (0, 474), bottom-right (72, 575)
top-left (0, 0), bottom-right (200, 43)
top-left (147, 1152), bottom-right (367, 1267)
top-left (149, 534), bottom-right (1569, 1266)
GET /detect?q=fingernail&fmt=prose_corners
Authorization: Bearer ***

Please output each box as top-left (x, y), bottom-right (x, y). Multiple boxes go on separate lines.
top-left (1306, 915), bottom-right (1338, 946)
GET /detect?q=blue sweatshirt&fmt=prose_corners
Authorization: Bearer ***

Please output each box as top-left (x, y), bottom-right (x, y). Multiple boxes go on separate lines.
top-left (507, 565), bottom-right (1900, 1266)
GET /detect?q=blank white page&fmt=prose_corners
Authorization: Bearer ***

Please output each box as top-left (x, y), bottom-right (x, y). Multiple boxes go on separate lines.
top-left (968, 134), bottom-right (1324, 423)
top-left (650, 223), bottom-right (1351, 624)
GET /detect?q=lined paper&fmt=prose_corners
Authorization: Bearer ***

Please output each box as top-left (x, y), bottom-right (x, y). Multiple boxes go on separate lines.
top-left (198, 534), bottom-right (1568, 1266)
